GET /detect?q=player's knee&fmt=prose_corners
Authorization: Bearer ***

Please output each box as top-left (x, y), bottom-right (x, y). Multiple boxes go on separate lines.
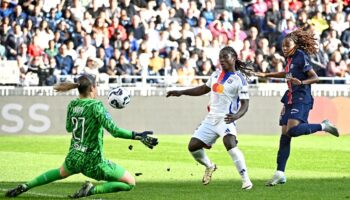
top-left (223, 135), bottom-right (237, 150)
top-left (286, 126), bottom-right (298, 137)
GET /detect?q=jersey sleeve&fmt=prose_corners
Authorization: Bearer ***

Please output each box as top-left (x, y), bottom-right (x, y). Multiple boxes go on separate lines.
top-left (302, 54), bottom-right (313, 72)
top-left (238, 75), bottom-right (249, 100)
top-left (93, 101), bottom-right (133, 139)
top-left (66, 102), bottom-right (73, 133)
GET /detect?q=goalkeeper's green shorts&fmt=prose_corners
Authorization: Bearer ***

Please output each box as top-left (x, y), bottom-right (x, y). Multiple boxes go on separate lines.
top-left (64, 150), bottom-right (126, 181)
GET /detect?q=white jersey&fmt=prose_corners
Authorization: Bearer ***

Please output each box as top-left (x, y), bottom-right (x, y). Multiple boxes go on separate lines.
top-left (204, 70), bottom-right (249, 123)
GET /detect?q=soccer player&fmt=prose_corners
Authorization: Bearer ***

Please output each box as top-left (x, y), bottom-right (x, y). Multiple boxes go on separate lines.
top-left (253, 27), bottom-right (339, 186)
top-left (166, 46), bottom-right (254, 190)
top-left (5, 74), bottom-right (158, 198)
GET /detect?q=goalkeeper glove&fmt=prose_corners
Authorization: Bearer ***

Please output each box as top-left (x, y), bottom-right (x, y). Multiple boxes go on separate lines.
top-left (132, 131), bottom-right (158, 149)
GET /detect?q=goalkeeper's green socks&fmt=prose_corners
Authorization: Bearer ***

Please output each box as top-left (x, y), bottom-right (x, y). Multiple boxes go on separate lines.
top-left (26, 168), bottom-right (63, 189)
top-left (91, 182), bottom-right (134, 195)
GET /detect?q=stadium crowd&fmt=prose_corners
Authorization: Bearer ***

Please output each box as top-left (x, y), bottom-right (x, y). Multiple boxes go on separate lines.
top-left (1, 0), bottom-right (350, 86)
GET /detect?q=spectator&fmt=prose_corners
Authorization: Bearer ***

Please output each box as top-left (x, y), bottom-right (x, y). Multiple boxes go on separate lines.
top-left (10, 5), bottom-right (27, 27)
top-left (106, 57), bottom-right (118, 83)
top-left (311, 11), bottom-right (329, 36)
top-left (28, 35), bottom-right (44, 58)
top-left (77, 34), bottom-right (96, 58)
top-left (120, 0), bottom-right (137, 18)
top-left (200, 1), bottom-right (215, 25)
top-left (193, 17), bottom-right (213, 42)
top-left (5, 23), bottom-right (25, 60)
top-left (128, 15), bottom-right (146, 40)
top-left (129, 50), bottom-right (141, 75)
top-left (108, 17), bottom-right (127, 42)
top-left (265, 0), bottom-right (281, 36)
top-left (37, 20), bottom-right (54, 49)
top-left (251, 0), bottom-right (268, 32)
top-left (0, 0), bottom-right (16, 19)
top-left (327, 50), bottom-right (347, 78)
top-left (172, 0), bottom-right (185, 21)
top-left (149, 49), bottom-right (164, 75)
top-left (55, 44), bottom-right (74, 75)
top-left (116, 54), bottom-right (135, 83)
top-left (0, 17), bottom-right (11, 44)
top-left (105, 0), bottom-right (120, 20)
top-left (240, 39), bottom-right (255, 62)
top-left (27, 5), bottom-right (44, 28)
top-left (73, 48), bottom-right (87, 75)
top-left (323, 29), bottom-right (342, 55)
top-left (340, 21), bottom-right (350, 49)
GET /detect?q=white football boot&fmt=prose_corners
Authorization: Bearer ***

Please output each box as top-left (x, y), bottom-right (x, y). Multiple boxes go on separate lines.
top-left (322, 119), bottom-right (339, 137)
top-left (242, 179), bottom-right (253, 190)
top-left (202, 164), bottom-right (217, 185)
top-left (266, 171), bottom-right (287, 186)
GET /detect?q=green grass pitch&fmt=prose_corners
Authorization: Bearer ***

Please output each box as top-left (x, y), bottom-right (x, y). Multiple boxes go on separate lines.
top-left (0, 134), bottom-right (349, 200)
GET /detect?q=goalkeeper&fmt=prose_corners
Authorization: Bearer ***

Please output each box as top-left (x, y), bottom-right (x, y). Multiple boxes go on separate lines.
top-left (5, 74), bottom-right (158, 199)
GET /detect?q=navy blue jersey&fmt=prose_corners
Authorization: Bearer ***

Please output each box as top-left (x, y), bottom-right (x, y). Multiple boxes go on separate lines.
top-left (281, 49), bottom-right (313, 105)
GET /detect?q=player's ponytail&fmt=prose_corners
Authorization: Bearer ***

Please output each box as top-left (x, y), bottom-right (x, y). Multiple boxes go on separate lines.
top-left (54, 74), bottom-right (96, 94)
top-left (54, 82), bottom-right (79, 92)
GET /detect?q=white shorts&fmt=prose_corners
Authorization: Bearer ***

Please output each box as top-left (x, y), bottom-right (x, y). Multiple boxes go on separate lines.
top-left (193, 118), bottom-right (237, 147)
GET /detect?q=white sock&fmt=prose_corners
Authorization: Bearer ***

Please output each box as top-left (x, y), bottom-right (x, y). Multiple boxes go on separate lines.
top-left (191, 149), bottom-right (214, 168)
top-left (321, 123), bottom-right (326, 130)
top-left (276, 170), bottom-right (285, 175)
top-left (227, 147), bottom-right (249, 181)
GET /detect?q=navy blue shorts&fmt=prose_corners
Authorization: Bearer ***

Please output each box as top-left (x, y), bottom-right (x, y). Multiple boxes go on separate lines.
top-left (279, 103), bottom-right (312, 126)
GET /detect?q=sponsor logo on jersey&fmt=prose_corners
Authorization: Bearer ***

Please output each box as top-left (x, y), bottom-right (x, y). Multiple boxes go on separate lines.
top-left (213, 83), bottom-right (224, 93)
top-left (291, 108), bottom-right (299, 114)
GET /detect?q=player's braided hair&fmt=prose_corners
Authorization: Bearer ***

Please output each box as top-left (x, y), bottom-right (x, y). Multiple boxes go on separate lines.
top-left (220, 46), bottom-right (254, 79)
top-left (54, 74), bottom-right (96, 94)
top-left (285, 26), bottom-right (318, 55)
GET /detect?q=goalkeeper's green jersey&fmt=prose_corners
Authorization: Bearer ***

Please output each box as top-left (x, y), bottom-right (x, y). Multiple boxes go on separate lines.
top-left (66, 98), bottom-right (132, 155)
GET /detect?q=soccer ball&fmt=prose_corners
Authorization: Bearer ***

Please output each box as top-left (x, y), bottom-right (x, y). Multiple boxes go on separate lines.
top-left (108, 87), bottom-right (131, 109)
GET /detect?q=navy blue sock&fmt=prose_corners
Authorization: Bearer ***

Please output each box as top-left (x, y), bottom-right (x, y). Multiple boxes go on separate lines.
top-left (287, 123), bottom-right (322, 137)
top-left (277, 134), bottom-right (291, 172)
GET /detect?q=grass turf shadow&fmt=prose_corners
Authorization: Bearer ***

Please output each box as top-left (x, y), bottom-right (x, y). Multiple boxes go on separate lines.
top-left (0, 178), bottom-right (349, 200)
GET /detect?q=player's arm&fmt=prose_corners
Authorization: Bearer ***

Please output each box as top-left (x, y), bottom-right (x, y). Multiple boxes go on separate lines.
top-left (224, 99), bottom-right (249, 124)
top-left (166, 84), bottom-right (211, 97)
top-left (224, 82), bottom-right (250, 124)
top-left (254, 71), bottom-right (286, 78)
top-left (94, 102), bottom-right (158, 148)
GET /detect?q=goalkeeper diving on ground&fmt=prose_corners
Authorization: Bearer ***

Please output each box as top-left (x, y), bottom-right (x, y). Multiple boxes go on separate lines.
top-left (5, 74), bottom-right (158, 199)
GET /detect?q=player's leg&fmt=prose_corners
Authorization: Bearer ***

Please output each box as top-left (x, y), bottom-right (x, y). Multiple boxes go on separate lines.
top-left (286, 104), bottom-right (339, 137)
top-left (266, 105), bottom-right (290, 186)
top-left (5, 164), bottom-right (73, 197)
top-left (189, 123), bottom-right (218, 185)
top-left (266, 125), bottom-right (289, 186)
top-left (223, 133), bottom-right (252, 190)
top-left (70, 160), bottom-right (134, 198)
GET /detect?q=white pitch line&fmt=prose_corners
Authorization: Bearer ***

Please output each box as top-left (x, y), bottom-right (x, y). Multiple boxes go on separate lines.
top-left (0, 188), bottom-right (105, 199)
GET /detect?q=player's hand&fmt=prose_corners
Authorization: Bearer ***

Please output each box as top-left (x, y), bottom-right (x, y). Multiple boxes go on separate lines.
top-left (166, 90), bottom-right (183, 97)
top-left (286, 77), bottom-right (302, 85)
top-left (224, 114), bottom-right (240, 124)
top-left (132, 131), bottom-right (158, 149)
